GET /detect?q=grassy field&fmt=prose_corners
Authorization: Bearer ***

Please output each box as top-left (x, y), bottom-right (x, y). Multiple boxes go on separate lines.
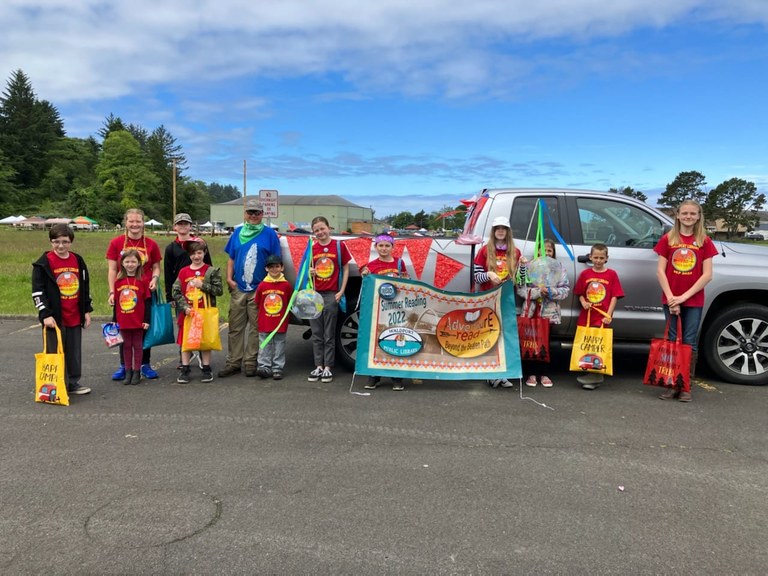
top-left (0, 228), bottom-right (231, 319)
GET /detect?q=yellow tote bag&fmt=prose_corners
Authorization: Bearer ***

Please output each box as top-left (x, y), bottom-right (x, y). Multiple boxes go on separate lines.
top-left (569, 309), bottom-right (613, 376)
top-left (182, 294), bottom-right (222, 352)
top-left (199, 294), bottom-right (222, 351)
top-left (35, 326), bottom-right (70, 406)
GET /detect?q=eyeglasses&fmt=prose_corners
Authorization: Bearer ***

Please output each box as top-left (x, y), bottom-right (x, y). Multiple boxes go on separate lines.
top-left (246, 210), bottom-right (263, 216)
top-left (51, 240), bottom-right (72, 246)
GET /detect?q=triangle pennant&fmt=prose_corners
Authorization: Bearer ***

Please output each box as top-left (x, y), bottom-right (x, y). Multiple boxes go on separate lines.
top-left (433, 253), bottom-right (466, 289)
top-left (402, 238), bottom-right (432, 280)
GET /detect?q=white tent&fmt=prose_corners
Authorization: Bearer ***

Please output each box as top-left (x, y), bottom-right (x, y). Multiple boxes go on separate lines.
top-left (145, 218), bottom-right (163, 228)
top-left (0, 215), bottom-right (26, 224)
top-left (199, 221), bottom-right (213, 228)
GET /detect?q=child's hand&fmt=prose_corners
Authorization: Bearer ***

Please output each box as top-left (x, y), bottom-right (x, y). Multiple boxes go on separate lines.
top-left (360, 267), bottom-right (369, 276)
top-left (488, 272), bottom-right (501, 285)
top-left (602, 316), bottom-right (612, 325)
top-left (581, 300), bottom-right (592, 310)
top-left (142, 322), bottom-right (150, 330)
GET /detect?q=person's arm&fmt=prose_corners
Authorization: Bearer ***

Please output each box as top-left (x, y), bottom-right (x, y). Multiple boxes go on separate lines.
top-left (202, 267), bottom-right (224, 297)
top-left (32, 263), bottom-right (56, 328)
top-left (602, 296), bottom-right (618, 325)
top-left (171, 278), bottom-right (190, 314)
top-left (337, 262), bottom-right (350, 302)
top-left (226, 258), bottom-right (237, 291)
top-left (163, 244), bottom-right (175, 302)
top-left (149, 261), bottom-right (161, 292)
top-left (107, 259), bottom-right (118, 306)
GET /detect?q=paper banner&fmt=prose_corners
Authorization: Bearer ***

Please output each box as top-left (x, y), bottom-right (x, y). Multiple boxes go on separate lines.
top-left (433, 252), bottom-right (466, 289)
top-left (343, 236), bottom-right (374, 267)
top-left (285, 235), bottom-right (311, 274)
top-left (402, 238), bottom-right (432, 280)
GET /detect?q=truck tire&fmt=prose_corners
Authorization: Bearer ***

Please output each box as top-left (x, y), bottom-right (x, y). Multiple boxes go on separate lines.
top-left (701, 304), bottom-right (768, 386)
top-left (335, 308), bottom-right (360, 370)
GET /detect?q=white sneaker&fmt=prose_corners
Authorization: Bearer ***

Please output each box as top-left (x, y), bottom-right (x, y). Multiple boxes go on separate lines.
top-left (499, 378), bottom-right (514, 388)
top-left (308, 367), bottom-right (323, 382)
top-left (321, 368), bottom-right (333, 383)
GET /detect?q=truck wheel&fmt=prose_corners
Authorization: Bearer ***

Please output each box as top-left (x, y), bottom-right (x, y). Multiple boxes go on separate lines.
top-left (702, 304), bottom-right (768, 386)
top-left (335, 309), bottom-right (359, 370)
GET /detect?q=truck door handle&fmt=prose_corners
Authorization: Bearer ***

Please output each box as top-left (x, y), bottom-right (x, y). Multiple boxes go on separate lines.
top-left (577, 254), bottom-right (591, 263)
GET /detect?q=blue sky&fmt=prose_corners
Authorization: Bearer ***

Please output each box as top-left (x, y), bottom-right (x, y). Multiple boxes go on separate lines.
top-left (3, 1), bottom-right (767, 218)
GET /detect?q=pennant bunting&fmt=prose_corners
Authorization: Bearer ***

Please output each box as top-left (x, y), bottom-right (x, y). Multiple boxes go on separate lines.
top-left (433, 253), bottom-right (466, 289)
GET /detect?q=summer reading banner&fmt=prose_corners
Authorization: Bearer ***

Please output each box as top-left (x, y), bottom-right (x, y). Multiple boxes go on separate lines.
top-left (356, 275), bottom-right (522, 381)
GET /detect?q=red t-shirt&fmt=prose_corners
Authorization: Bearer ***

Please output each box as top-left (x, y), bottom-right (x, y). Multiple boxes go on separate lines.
top-left (176, 264), bottom-right (211, 325)
top-left (312, 240), bottom-right (351, 292)
top-left (114, 275), bottom-right (150, 330)
top-left (654, 233), bottom-right (718, 308)
top-left (255, 278), bottom-right (294, 333)
top-left (474, 245), bottom-right (521, 292)
top-left (574, 268), bottom-right (625, 327)
top-left (106, 234), bottom-right (162, 274)
top-left (364, 257), bottom-right (406, 278)
top-left (47, 252), bottom-right (80, 327)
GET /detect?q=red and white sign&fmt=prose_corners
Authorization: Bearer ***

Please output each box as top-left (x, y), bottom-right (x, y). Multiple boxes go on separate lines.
top-left (259, 189), bottom-right (279, 218)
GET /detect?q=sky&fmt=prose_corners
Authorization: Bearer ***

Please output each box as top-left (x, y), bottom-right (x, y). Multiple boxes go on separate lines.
top-left (2, 1), bottom-right (768, 218)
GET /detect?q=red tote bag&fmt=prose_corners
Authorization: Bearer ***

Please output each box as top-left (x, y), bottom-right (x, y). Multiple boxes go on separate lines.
top-left (643, 315), bottom-right (692, 393)
top-left (518, 298), bottom-right (550, 362)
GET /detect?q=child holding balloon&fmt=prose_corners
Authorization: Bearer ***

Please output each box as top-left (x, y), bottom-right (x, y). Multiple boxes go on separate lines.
top-left (517, 239), bottom-right (570, 387)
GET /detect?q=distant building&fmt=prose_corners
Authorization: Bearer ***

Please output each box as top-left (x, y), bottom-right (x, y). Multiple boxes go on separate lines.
top-left (210, 195), bottom-right (373, 233)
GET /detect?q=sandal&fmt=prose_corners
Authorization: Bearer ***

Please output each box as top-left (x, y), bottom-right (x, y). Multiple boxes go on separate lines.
top-left (525, 375), bottom-right (537, 387)
top-left (540, 376), bottom-right (553, 388)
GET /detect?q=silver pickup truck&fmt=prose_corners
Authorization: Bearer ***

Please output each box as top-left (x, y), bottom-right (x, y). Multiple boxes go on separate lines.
top-left (284, 188), bottom-right (768, 386)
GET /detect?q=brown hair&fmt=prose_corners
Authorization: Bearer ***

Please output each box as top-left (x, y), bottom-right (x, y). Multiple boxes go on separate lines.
top-left (117, 249), bottom-right (145, 280)
top-left (49, 223), bottom-right (74, 242)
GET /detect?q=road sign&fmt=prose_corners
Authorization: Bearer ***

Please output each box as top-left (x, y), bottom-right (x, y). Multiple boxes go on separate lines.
top-left (259, 189), bottom-right (279, 218)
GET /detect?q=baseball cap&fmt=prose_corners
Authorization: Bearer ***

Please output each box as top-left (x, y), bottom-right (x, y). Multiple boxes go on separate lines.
top-left (265, 254), bottom-right (283, 266)
top-left (174, 213), bottom-right (193, 224)
top-left (491, 216), bottom-right (511, 229)
top-left (244, 199), bottom-right (264, 211)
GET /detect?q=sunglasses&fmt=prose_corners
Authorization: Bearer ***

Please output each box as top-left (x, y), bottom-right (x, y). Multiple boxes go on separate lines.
top-left (246, 210), bottom-right (263, 215)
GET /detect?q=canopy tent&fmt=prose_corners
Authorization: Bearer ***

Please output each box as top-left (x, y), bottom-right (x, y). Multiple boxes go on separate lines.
top-left (19, 216), bottom-right (46, 228)
top-left (44, 218), bottom-right (73, 225)
top-left (0, 215), bottom-right (26, 224)
top-left (145, 218), bottom-right (163, 228)
top-left (199, 221), bottom-right (213, 228)
top-left (73, 216), bottom-right (98, 225)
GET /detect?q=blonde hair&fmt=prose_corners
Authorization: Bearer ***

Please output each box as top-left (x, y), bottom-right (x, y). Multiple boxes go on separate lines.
top-left (485, 225), bottom-right (517, 275)
top-left (668, 200), bottom-right (707, 246)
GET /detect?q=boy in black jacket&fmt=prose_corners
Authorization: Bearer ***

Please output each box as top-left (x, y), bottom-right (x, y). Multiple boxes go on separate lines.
top-left (32, 224), bottom-right (94, 395)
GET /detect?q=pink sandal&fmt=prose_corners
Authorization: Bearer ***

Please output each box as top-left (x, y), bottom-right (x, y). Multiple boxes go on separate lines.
top-left (525, 376), bottom-right (537, 387)
top-left (540, 376), bottom-right (553, 388)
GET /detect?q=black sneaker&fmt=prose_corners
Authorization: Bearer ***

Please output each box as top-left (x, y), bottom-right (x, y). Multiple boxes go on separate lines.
top-left (245, 366), bottom-right (258, 377)
top-left (273, 371), bottom-right (284, 380)
top-left (201, 366), bottom-right (213, 383)
top-left (217, 365), bottom-right (241, 378)
top-left (257, 367), bottom-right (273, 379)
top-left (364, 377), bottom-right (380, 390)
top-left (176, 366), bottom-right (191, 384)
top-left (69, 383), bottom-right (91, 395)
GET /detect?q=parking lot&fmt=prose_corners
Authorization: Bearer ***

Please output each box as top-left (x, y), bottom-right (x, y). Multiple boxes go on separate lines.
top-left (2, 317), bottom-right (767, 575)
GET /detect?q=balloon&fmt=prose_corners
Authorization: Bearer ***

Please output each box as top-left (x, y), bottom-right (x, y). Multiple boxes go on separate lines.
top-left (292, 289), bottom-right (324, 320)
top-left (526, 256), bottom-right (560, 288)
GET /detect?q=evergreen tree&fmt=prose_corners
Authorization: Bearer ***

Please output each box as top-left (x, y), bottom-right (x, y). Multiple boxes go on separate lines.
top-left (609, 186), bottom-right (648, 203)
top-left (0, 69), bottom-right (63, 190)
top-left (658, 171), bottom-right (708, 212)
top-left (706, 178), bottom-right (766, 238)
top-left (207, 182), bottom-right (241, 203)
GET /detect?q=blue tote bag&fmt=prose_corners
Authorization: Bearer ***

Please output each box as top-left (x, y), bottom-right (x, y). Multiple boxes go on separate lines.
top-left (143, 289), bottom-right (176, 349)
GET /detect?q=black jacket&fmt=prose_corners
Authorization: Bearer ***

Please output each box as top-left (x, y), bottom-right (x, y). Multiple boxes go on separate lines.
top-left (32, 252), bottom-right (93, 326)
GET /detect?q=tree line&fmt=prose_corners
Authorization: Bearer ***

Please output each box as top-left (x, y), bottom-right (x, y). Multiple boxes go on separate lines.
top-left (612, 171), bottom-right (765, 237)
top-left (0, 69), bottom-right (239, 225)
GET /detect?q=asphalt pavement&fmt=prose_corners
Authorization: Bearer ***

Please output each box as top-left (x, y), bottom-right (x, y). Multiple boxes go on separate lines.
top-left (1, 317), bottom-right (766, 575)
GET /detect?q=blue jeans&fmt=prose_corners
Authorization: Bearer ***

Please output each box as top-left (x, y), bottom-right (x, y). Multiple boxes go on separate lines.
top-left (664, 305), bottom-right (702, 352)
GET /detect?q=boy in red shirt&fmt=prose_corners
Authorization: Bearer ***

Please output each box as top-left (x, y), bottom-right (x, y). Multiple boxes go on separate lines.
top-left (573, 243), bottom-right (624, 389)
top-left (254, 255), bottom-right (294, 380)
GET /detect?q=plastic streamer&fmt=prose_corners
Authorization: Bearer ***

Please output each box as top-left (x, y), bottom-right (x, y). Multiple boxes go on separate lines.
top-left (259, 237), bottom-right (313, 349)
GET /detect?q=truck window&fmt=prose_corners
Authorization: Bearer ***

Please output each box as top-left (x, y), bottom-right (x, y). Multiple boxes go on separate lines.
top-left (509, 197), bottom-right (562, 242)
top-left (575, 198), bottom-right (664, 248)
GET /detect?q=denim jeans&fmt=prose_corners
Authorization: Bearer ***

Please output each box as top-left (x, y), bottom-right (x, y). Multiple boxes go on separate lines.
top-left (664, 305), bottom-right (703, 352)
